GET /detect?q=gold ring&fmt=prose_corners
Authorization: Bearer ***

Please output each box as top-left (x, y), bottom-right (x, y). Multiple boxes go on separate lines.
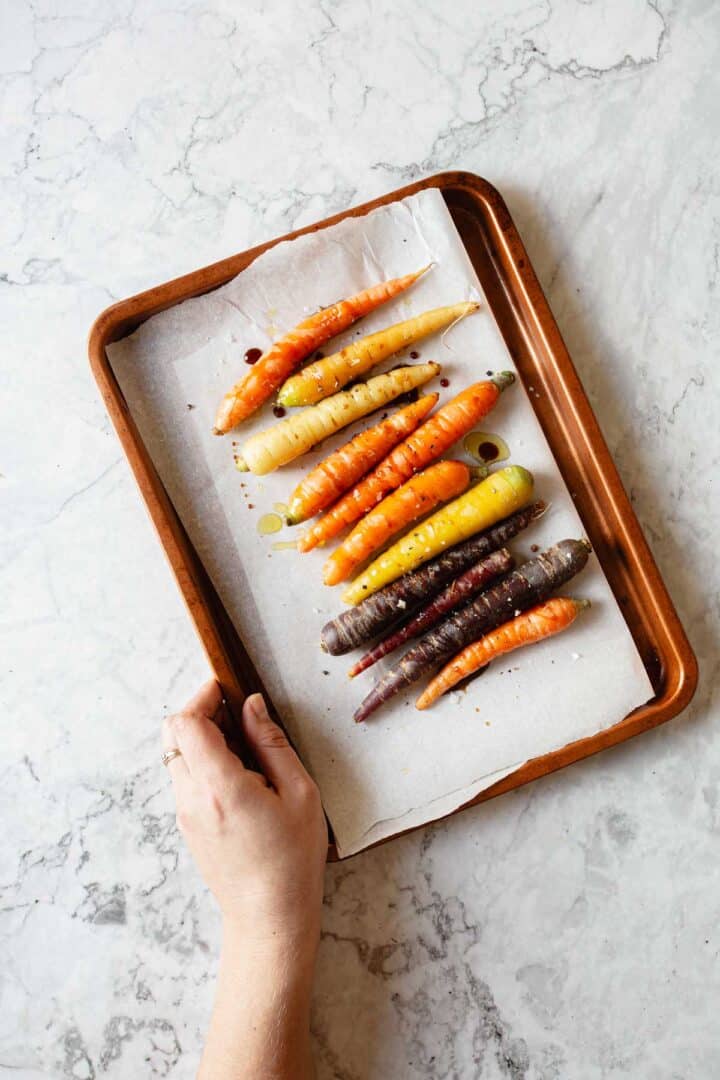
top-left (161, 748), bottom-right (183, 767)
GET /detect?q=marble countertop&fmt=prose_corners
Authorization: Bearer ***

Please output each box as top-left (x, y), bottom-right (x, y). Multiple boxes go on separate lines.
top-left (2, 1), bottom-right (717, 1076)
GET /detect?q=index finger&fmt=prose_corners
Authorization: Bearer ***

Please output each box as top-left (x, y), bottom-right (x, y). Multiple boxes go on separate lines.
top-left (170, 680), bottom-right (242, 787)
top-left (181, 679), bottom-right (226, 724)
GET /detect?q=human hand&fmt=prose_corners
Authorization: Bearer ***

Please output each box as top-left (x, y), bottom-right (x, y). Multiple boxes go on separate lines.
top-left (163, 681), bottom-right (327, 948)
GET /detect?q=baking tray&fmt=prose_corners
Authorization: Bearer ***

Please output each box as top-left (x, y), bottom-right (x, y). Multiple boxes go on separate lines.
top-left (88, 171), bottom-right (697, 858)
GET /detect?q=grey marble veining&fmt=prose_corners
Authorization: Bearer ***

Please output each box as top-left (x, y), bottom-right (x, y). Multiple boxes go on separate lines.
top-left (1, 1), bottom-right (718, 1077)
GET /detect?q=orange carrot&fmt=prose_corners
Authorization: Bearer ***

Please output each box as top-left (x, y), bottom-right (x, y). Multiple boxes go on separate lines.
top-left (416, 597), bottom-right (590, 710)
top-left (323, 460), bottom-right (471, 586)
top-left (298, 373), bottom-right (514, 552)
top-left (286, 395), bottom-right (437, 525)
top-left (213, 266), bottom-right (430, 434)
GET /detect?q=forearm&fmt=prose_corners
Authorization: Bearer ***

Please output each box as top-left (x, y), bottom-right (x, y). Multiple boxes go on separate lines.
top-left (199, 922), bottom-right (318, 1080)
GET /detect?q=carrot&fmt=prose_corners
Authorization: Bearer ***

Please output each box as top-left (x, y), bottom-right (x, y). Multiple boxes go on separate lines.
top-left (213, 266), bottom-right (430, 434)
top-left (323, 460), bottom-right (471, 586)
top-left (320, 502), bottom-right (545, 655)
top-left (353, 538), bottom-right (592, 722)
top-left (348, 547), bottom-right (515, 677)
top-left (298, 374), bottom-right (514, 552)
top-left (236, 363), bottom-right (439, 475)
top-left (416, 597), bottom-right (590, 709)
top-left (286, 395), bottom-right (437, 525)
top-left (278, 302), bottom-right (479, 407)
top-left (342, 465), bottom-right (533, 604)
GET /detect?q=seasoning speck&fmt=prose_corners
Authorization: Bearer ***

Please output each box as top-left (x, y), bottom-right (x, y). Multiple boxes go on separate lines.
top-left (530, 544), bottom-right (540, 552)
top-left (409, 350), bottom-right (420, 359)
top-left (273, 405), bottom-right (286, 418)
top-left (244, 347), bottom-right (262, 365)
top-left (440, 377), bottom-right (450, 388)
top-left (186, 403), bottom-right (195, 410)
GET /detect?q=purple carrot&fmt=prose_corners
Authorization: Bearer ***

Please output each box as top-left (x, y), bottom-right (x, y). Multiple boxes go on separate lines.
top-left (348, 547), bottom-right (514, 677)
top-left (354, 538), bottom-right (592, 723)
top-left (321, 501), bottom-right (545, 656)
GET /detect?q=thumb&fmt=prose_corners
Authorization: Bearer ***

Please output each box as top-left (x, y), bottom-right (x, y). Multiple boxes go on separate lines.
top-left (242, 694), bottom-right (309, 793)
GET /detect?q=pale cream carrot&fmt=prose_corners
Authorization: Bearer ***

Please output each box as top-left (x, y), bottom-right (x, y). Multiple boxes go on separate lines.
top-left (236, 363), bottom-right (440, 475)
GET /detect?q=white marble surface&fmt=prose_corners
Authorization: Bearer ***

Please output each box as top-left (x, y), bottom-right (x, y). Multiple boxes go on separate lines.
top-left (1, 1), bottom-right (717, 1076)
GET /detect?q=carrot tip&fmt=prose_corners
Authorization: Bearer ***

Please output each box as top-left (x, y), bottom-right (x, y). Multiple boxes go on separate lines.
top-left (212, 427), bottom-right (224, 436)
top-left (493, 371), bottom-right (516, 392)
top-left (574, 598), bottom-right (592, 611)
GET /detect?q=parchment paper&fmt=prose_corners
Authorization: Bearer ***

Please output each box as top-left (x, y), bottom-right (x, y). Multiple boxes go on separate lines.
top-left (109, 189), bottom-right (653, 857)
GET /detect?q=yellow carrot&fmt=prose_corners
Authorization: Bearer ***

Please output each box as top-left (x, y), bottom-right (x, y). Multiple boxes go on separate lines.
top-left (286, 395), bottom-right (438, 525)
top-left (237, 363), bottom-right (440, 475)
top-left (342, 465), bottom-right (533, 604)
top-left (278, 301), bottom-right (478, 407)
top-left (416, 597), bottom-right (590, 709)
top-left (323, 460), bottom-right (471, 586)
top-left (213, 265), bottom-right (430, 433)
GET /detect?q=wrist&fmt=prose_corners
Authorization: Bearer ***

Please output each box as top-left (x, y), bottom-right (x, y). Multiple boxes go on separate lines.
top-left (222, 914), bottom-right (320, 970)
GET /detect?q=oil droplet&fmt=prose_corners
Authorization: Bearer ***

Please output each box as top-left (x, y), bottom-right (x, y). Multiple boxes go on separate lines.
top-left (463, 431), bottom-right (510, 465)
top-left (273, 502), bottom-right (289, 518)
top-left (272, 539), bottom-right (298, 551)
top-left (244, 347), bottom-right (262, 365)
top-left (257, 513), bottom-right (283, 536)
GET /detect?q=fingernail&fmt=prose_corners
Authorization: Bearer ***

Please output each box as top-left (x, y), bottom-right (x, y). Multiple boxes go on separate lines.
top-left (247, 693), bottom-right (269, 723)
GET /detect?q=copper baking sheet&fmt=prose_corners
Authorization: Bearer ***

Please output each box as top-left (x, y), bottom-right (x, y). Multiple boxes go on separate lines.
top-left (88, 172), bottom-right (697, 858)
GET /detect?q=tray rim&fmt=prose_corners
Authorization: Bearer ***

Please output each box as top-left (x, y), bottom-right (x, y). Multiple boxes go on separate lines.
top-left (88, 170), bottom-right (698, 857)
